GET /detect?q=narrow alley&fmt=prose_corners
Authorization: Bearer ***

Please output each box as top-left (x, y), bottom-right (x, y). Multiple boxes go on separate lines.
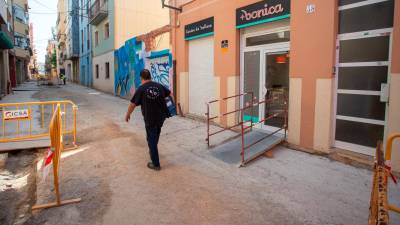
top-left (1, 82), bottom-right (399, 225)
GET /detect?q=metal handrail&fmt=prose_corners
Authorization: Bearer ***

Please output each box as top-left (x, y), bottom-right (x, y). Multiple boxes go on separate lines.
top-left (206, 92), bottom-right (254, 147)
top-left (240, 95), bottom-right (288, 166)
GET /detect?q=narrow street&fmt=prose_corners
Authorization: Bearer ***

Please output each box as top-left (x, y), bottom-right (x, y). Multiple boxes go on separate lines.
top-left (1, 82), bottom-right (399, 225)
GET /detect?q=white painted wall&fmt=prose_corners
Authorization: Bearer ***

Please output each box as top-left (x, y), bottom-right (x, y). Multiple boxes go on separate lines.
top-left (92, 51), bottom-right (115, 94)
top-left (188, 36), bottom-right (215, 117)
top-left (114, 0), bottom-right (170, 49)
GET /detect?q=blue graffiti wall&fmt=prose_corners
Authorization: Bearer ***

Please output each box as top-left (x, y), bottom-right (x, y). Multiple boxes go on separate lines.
top-left (114, 37), bottom-right (173, 98)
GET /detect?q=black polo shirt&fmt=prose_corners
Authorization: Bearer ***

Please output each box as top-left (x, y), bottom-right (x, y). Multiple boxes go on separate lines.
top-left (131, 81), bottom-right (171, 127)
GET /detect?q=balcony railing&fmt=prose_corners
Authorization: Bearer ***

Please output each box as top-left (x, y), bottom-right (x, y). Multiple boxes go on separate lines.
top-left (89, 0), bottom-right (108, 25)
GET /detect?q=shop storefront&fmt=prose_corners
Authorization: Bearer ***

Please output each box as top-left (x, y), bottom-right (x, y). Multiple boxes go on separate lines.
top-left (172, 0), bottom-right (400, 171)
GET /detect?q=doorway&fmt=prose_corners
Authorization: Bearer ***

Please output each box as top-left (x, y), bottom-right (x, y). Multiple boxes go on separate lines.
top-left (261, 51), bottom-right (289, 132)
top-left (241, 27), bottom-right (290, 132)
top-left (188, 36), bottom-right (215, 117)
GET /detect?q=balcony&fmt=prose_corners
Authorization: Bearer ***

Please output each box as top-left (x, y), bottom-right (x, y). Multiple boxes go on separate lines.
top-left (0, 0), bottom-right (7, 24)
top-left (89, 0), bottom-right (108, 25)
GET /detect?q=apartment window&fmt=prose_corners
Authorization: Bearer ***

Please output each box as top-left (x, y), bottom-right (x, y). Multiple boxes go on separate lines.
top-left (87, 25), bottom-right (90, 50)
top-left (81, 0), bottom-right (84, 22)
top-left (14, 5), bottom-right (27, 24)
top-left (95, 31), bottom-right (99, 46)
top-left (81, 30), bottom-right (84, 53)
top-left (105, 62), bottom-right (110, 79)
top-left (105, 23), bottom-right (109, 40)
top-left (95, 64), bottom-right (99, 79)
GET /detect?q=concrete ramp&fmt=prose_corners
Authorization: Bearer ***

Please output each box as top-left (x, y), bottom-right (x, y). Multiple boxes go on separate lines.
top-left (0, 138), bottom-right (50, 152)
top-left (210, 130), bottom-right (284, 166)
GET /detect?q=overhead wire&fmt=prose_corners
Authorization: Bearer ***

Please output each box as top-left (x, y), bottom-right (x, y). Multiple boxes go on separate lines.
top-left (30, 0), bottom-right (56, 10)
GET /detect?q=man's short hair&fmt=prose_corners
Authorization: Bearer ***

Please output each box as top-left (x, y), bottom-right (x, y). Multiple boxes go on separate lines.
top-left (140, 69), bottom-right (152, 80)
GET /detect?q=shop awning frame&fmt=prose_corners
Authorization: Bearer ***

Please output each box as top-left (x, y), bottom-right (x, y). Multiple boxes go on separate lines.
top-left (0, 31), bottom-right (14, 49)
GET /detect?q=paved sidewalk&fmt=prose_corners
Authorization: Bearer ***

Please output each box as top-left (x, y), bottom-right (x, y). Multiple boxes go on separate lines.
top-left (1, 82), bottom-right (399, 225)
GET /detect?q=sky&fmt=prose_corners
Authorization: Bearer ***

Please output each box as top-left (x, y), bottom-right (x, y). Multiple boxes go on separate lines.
top-left (28, 0), bottom-right (58, 64)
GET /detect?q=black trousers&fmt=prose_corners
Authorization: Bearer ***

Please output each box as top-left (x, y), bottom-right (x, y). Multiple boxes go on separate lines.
top-left (145, 125), bottom-right (162, 167)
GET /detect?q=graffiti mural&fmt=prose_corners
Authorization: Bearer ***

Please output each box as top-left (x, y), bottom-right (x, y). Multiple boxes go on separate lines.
top-left (114, 38), bottom-right (173, 98)
top-left (114, 46), bottom-right (130, 97)
top-left (146, 50), bottom-right (173, 88)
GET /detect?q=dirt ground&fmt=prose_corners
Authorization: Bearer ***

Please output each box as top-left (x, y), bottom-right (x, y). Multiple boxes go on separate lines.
top-left (1, 82), bottom-right (400, 225)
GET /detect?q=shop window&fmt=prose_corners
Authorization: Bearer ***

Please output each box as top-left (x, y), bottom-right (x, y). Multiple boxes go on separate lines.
top-left (105, 62), bottom-right (110, 79)
top-left (246, 31), bottom-right (290, 47)
top-left (337, 94), bottom-right (386, 121)
top-left (264, 52), bottom-right (289, 128)
top-left (243, 51), bottom-right (260, 121)
top-left (339, 36), bottom-right (390, 63)
top-left (95, 64), bottom-right (99, 79)
top-left (339, 0), bottom-right (394, 34)
top-left (338, 66), bottom-right (388, 91)
top-left (335, 119), bottom-right (384, 148)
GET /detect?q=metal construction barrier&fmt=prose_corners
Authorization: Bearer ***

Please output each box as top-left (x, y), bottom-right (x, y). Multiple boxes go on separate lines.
top-left (32, 104), bottom-right (81, 210)
top-left (369, 134), bottom-right (400, 225)
top-left (0, 100), bottom-right (78, 145)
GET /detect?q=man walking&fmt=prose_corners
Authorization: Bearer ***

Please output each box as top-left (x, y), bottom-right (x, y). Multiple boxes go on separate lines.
top-left (125, 69), bottom-right (171, 171)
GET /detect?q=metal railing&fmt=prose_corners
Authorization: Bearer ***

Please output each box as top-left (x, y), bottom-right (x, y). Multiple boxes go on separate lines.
top-left (240, 94), bottom-right (288, 166)
top-left (206, 90), bottom-right (288, 166)
top-left (0, 100), bottom-right (77, 145)
top-left (89, 0), bottom-right (108, 25)
top-left (206, 92), bottom-right (254, 147)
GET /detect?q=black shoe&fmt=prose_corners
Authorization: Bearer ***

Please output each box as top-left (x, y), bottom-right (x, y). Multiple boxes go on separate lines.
top-left (147, 162), bottom-right (161, 171)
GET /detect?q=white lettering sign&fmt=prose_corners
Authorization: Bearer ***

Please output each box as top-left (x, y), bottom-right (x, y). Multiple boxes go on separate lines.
top-left (3, 109), bottom-right (30, 120)
top-left (306, 4), bottom-right (316, 14)
top-left (240, 4), bottom-right (284, 21)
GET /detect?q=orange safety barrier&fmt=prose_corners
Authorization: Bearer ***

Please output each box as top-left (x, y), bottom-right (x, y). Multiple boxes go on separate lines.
top-left (0, 100), bottom-right (78, 146)
top-left (32, 104), bottom-right (81, 210)
top-left (369, 134), bottom-right (400, 225)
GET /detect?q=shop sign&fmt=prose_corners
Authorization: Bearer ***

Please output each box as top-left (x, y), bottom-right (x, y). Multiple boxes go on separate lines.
top-left (236, 0), bottom-right (290, 29)
top-left (185, 17), bottom-right (214, 41)
top-left (3, 109), bottom-right (30, 121)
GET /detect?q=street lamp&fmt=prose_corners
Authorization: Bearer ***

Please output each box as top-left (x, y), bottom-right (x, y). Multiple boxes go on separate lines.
top-left (161, 0), bottom-right (182, 12)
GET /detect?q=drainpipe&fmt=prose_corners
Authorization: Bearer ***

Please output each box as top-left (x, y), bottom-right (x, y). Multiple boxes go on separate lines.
top-left (173, 0), bottom-right (179, 104)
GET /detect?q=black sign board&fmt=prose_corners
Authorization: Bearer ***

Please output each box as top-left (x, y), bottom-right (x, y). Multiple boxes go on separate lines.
top-left (185, 17), bottom-right (214, 40)
top-left (236, 0), bottom-right (290, 29)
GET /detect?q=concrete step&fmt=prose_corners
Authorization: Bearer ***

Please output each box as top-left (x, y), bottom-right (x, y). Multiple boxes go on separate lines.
top-left (0, 138), bottom-right (50, 152)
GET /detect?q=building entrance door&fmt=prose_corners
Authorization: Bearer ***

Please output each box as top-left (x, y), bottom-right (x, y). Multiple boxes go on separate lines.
top-left (334, 32), bottom-right (391, 156)
top-left (260, 51), bottom-right (289, 132)
top-left (241, 27), bottom-right (290, 133)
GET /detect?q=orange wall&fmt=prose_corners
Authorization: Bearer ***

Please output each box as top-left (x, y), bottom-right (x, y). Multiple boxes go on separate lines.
top-left (289, 0), bottom-right (337, 149)
top-left (392, 0), bottom-right (400, 73)
top-left (173, 0), bottom-right (261, 115)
